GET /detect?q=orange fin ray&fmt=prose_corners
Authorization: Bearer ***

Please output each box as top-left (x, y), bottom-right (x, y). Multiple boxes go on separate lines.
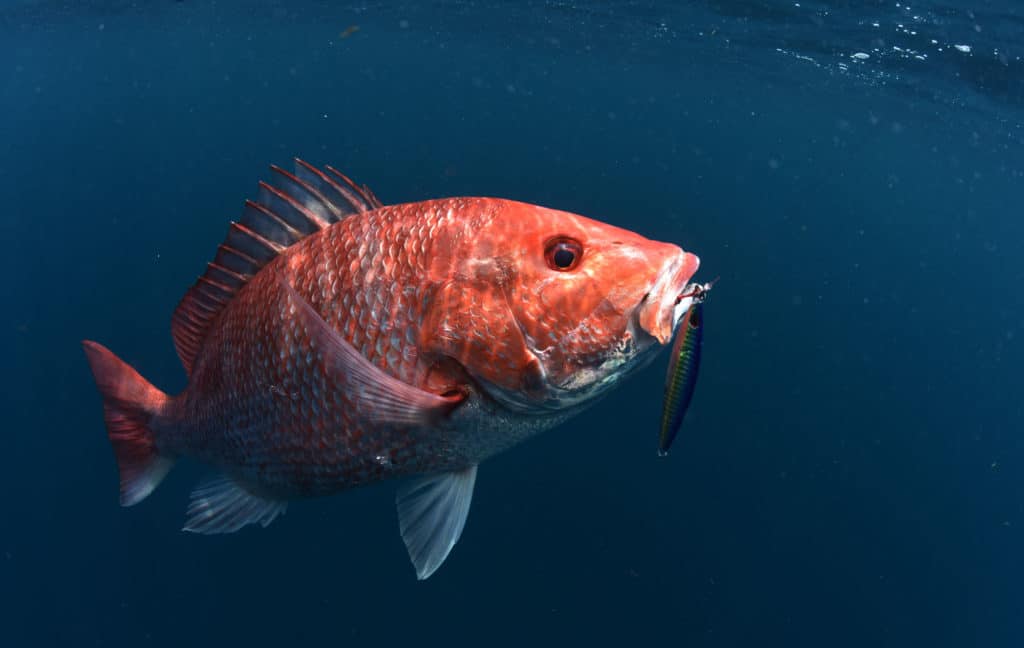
top-left (170, 159), bottom-right (383, 376)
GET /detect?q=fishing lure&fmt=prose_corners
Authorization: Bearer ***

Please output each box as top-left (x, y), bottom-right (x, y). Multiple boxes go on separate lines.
top-left (658, 280), bottom-right (715, 456)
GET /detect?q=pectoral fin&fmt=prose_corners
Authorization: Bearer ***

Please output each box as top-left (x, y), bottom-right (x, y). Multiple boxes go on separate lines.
top-left (280, 276), bottom-right (463, 426)
top-left (396, 466), bottom-right (478, 580)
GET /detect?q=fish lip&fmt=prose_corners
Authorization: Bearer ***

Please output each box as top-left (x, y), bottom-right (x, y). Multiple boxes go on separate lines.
top-left (480, 251), bottom-right (700, 413)
top-left (636, 251), bottom-right (700, 345)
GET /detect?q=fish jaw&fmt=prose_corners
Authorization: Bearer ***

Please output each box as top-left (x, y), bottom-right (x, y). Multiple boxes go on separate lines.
top-left (636, 250), bottom-right (701, 345)
top-left (415, 200), bottom-right (703, 417)
top-left (522, 248), bottom-right (699, 412)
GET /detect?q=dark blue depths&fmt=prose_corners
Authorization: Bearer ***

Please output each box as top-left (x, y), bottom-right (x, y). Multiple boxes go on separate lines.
top-left (1, 1), bottom-right (1022, 646)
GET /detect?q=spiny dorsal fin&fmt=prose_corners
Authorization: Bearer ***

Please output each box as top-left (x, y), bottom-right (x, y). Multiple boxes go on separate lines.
top-left (170, 159), bottom-right (383, 376)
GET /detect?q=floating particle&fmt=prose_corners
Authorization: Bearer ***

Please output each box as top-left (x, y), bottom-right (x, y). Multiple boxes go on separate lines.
top-left (852, 52), bottom-right (870, 60)
top-left (954, 44), bottom-right (971, 53)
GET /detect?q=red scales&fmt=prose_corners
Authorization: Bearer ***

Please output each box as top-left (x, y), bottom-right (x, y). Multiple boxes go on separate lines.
top-left (83, 159), bottom-right (702, 579)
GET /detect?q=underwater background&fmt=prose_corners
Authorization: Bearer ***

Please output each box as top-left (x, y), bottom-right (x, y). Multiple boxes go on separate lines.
top-left (2, 1), bottom-right (1023, 646)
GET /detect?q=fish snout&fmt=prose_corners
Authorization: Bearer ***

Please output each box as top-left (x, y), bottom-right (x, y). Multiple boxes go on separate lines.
top-left (636, 250), bottom-right (700, 345)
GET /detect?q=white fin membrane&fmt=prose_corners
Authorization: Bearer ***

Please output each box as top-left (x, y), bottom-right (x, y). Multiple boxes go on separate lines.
top-left (396, 466), bottom-right (478, 580)
top-left (183, 476), bottom-right (288, 534)
top-left (122, 457), bottom-right (175, 507)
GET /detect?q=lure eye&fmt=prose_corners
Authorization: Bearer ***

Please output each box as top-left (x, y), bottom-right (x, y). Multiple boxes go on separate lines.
top-left (544, 238), bottom-right (583, 271)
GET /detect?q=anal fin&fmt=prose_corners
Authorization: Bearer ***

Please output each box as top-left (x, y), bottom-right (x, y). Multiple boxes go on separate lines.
top-left (396, 466), bottom-right (478, 580)
top-left (183, 476), bottom-right (287, 534)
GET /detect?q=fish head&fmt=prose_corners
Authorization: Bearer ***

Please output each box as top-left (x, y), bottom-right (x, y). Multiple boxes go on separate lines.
top-left (422, 200), bottom-right (699, 413)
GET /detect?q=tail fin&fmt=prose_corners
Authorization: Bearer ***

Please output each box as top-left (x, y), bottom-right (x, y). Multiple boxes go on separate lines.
top-left (82, 340), bottom-right (175, 506)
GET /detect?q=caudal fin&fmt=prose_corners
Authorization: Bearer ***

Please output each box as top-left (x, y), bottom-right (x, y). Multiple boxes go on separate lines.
top-left (82, 340), bottom-right (175, 506)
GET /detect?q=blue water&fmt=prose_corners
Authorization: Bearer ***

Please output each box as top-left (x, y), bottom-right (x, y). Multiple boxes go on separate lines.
top-left (3, 1), bottom-right (1023, 645)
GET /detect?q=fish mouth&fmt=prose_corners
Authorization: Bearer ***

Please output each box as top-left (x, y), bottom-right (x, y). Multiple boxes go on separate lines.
top-left (636, 251), bottom-right (701, 345)
top-left (479, 249), bottom-right (700, 415)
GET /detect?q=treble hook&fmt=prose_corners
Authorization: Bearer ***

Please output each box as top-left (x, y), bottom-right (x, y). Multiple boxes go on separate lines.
top-left (674, 276), bottom-right (720, 305)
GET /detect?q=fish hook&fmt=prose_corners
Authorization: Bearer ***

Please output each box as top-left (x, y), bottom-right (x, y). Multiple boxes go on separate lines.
top-left (674, 276), bottom-right (719, 305)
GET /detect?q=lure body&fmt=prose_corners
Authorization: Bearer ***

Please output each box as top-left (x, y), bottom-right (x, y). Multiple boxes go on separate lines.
top-left (658, 300), bottom-right (704, 455)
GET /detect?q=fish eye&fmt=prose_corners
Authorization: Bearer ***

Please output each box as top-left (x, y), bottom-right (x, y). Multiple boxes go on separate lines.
top-left (544, 238), bottom-right (583, 271)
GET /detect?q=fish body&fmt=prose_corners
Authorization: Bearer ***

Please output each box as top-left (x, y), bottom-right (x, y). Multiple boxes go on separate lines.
top-left (658, 300), bottom-right (704, 455)
top-left (83, 160), bottom-right (701, 578)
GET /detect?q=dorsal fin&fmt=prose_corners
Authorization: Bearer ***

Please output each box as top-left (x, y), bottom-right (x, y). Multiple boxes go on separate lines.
top-left (170, 159), bottom-right (384, 376)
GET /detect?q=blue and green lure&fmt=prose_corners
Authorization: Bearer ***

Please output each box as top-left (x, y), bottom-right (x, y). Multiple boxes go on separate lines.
top-left (658, 280), bottom-right (715, 456)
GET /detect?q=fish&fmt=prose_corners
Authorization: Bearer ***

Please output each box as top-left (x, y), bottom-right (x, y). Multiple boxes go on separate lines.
top-left (82, 159), bottom-right (701, 579)
top-left (658, 280), bottom-right (714, 456)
